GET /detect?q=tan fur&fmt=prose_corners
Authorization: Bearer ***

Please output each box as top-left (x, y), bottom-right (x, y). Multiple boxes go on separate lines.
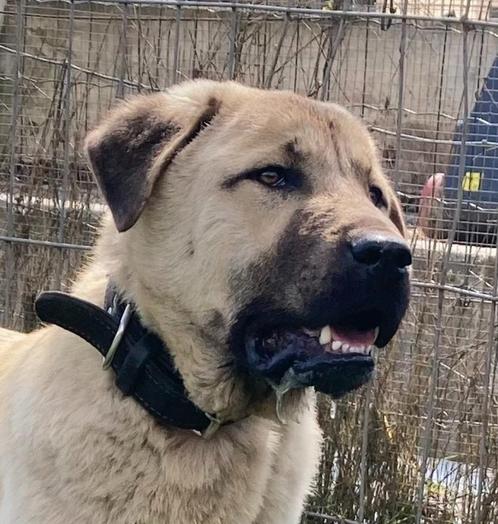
top-left (0, 80), bottom-right (407, 523)
top-left (0, 329), bottom-right (22, 345)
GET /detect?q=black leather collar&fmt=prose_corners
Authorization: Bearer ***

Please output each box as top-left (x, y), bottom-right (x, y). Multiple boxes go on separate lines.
top-left (34, 286), bottom-right (223, 437)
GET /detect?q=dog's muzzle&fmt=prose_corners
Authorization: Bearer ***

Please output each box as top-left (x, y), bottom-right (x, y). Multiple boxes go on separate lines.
top-left (233, 233), bottom-right (411, 404)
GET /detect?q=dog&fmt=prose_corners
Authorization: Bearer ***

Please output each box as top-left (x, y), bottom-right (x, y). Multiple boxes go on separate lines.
top-left (0, 80), bottom-right (410, 523)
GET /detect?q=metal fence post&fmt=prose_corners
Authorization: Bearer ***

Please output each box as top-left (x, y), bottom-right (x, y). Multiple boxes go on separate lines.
top-left (3, 0), bottom-right (25, 327)
top-left (57, 0), bottom-right (75, 247)
top-left (228, 7), bottom-right (239, 80)
top-left (415, 19), bottom-right (472, 524)
top-left (173, 5), bottom-right (182, 84)
top-left (117, 2), bottom-right (129, 99)
top-left (393, 0), bottom-right (408, 193)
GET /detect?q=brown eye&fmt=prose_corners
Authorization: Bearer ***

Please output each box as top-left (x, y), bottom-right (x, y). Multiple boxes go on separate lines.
top-left (369, 186), bottom-right (384, 207)
top-left (258, 171), bottom-right (286, 188)
top-left (240, 165), bottom-right (302, 191)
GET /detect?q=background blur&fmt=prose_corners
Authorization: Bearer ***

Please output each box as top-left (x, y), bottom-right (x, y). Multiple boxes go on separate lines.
top-left (1, 1), bottom-right (498, 522)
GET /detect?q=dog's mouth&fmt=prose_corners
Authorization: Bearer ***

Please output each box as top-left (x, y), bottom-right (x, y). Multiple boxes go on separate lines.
top-left (242, 309), bottom-right (385, 399)
top-left (260, 323), bottom-right (379, 357)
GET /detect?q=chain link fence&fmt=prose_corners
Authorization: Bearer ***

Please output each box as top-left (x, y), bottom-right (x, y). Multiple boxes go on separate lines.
top-left (1, 0), bottom-right (498, 522)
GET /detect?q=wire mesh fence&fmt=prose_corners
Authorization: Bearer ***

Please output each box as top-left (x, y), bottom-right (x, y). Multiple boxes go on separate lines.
top-left (1, 0), bottom-right (498, 522)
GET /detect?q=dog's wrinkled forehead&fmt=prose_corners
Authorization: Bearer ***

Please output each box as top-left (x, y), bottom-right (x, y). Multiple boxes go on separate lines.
top-left (210, 92), bottom-right (377, 175)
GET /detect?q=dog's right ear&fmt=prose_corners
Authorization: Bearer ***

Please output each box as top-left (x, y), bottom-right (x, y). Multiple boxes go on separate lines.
top-left (85, 91), bottom-right (219, 232)
top-left (386, 185), bottom-right (407, 238)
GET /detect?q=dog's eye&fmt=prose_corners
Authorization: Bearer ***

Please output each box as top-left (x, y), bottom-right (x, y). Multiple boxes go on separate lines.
top-left (369, 186), bottom-right (385, 207)
top-left (257, 170), bottom-right (287, 188)
top-left (222, 166), bottom-right (302, 192)
top-left (250, 166), bottom-right (303, 191)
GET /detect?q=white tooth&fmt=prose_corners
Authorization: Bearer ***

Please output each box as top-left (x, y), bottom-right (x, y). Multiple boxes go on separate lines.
top-left (342, 344), bottom-right (350, 353)
top-left (319, 325), bottom-right (332, 345)
top-left (374, 327), bottom-right (380, 339)
top-left (332, 340), bottom-right (342, 351)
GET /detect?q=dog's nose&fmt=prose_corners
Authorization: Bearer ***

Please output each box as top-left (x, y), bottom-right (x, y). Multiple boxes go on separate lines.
top-left (350, 235), bottom-right (412, 269)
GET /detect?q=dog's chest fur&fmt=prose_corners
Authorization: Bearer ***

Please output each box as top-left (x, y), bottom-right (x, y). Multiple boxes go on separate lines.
top-left (0, 321), bottom-right (321, 524)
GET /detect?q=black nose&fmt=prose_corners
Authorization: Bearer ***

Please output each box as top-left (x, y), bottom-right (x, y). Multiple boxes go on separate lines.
top-left (350, 235), bottom-right (412, 269)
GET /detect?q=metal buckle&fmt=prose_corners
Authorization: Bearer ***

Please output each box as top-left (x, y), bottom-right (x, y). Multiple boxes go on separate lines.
top-left (102, 303), bottom-right (132, 370)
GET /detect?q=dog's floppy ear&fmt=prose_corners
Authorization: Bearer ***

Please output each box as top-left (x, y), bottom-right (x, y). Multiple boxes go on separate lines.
top-left (85, 91), bottom-right (219, 232)
top-left (388, 189), bottom-right (407, 238)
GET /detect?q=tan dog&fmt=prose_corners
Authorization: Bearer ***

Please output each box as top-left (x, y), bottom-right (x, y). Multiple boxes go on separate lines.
top-left (0, 80), bottom-right (410, 523)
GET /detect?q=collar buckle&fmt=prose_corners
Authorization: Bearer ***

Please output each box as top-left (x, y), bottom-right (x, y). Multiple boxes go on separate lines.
top-left (102, 303), bottom-right (132, 369)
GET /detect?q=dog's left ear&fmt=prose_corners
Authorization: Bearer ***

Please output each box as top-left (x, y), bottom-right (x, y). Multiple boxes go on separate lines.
top-left (388, 190), bottom-right (407, 238)
top-left (85, 90), bottom-right (219, 232)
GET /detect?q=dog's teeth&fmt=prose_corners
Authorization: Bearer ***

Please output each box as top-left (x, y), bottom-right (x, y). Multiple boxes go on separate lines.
top-left (374, 327), bottom-right (380, 340)
top-left (319, 325), bottom-right (332, 345)
top-left (332, 340), bottom-right (342, 351)
top-left (327, 341), bottom-right (373, 356)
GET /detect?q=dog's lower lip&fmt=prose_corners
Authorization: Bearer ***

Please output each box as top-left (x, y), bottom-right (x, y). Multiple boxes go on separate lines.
top-left (243, 328), bottom-right (375, 398)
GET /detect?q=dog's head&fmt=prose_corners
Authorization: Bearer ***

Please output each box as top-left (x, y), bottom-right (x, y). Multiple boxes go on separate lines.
top-left (86, 80), bottom-right (410, 419)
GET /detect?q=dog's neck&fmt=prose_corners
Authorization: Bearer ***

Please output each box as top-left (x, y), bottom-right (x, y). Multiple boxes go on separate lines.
top-left (72, 218), bottom-right (308, 426)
